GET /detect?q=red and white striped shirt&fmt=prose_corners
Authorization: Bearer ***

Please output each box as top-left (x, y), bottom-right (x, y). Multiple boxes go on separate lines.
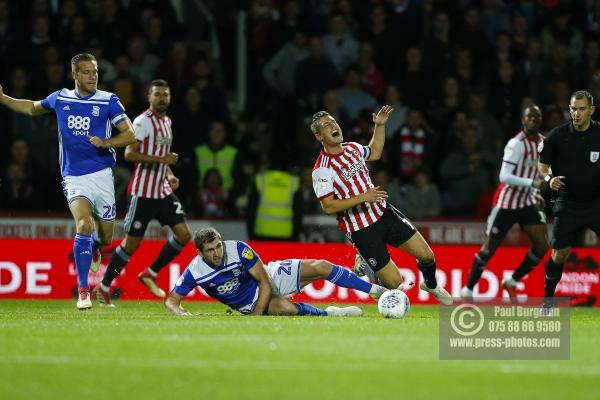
top-left (492, 131), bottom-right (543, 209)
top-left (127, 109), bottom-right (173, 199)
top-left (312, 142), bottom-right (386, 233)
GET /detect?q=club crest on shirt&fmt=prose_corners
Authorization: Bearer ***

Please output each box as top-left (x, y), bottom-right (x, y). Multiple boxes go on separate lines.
top-left (92, 105), bottom-right (100, 117)
top-left (241, 247), bottom-right (254, 260)
top-left (591, 151), bottom-right (599, 163)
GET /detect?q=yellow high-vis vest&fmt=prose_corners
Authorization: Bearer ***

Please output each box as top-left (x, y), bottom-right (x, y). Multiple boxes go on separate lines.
top-left (194, 145), bottom-right (237, 190)
top-left (254, 170), bottom-right (299, 238)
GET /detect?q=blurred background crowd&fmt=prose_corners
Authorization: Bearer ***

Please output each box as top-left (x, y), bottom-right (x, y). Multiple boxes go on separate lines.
top-left (1, 0), bottom-right (600, 225)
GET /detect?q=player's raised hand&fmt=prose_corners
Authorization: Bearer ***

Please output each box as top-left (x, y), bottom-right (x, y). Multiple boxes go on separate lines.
top-left (363, 186), bottom-right (388, 203)
top-left (373, 105), bottom-right (394, 126)
top-left (163, 152), bottom-right (179, 165)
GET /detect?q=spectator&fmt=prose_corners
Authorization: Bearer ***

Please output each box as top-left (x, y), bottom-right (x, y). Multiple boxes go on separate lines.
top-left (357, 41), bottom-right (385, 99)
top-left (0, 163), bottom-right (36, 210)
top-left (194, 121), bottom-right (240, 194)
top-left (337, 66), bottom-right (376, 121)
top-left (440, 123), bottom-right (498, 215)
top-left (294, 35), bottom-right (339, 103)
top-left (262, 30), bottom-right (308, 96)
top-left (197, 168), bottom-right (228, 218)
top-left (322, 14), bottom-right (359, 74)
top-left (396, 168), bottom-right (442, 219)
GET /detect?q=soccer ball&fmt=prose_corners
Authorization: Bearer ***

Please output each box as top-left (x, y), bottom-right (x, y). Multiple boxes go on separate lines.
top-left (378, 289), bottom-right (410, 318)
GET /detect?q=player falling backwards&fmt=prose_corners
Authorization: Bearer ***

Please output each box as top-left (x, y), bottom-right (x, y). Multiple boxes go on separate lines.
top-left (165, 227), bottom-right (388, 316)
top-left (462, 105), bottom-right (550, 301)
top-left (0, 53), bottom-right (135, 310)
top-left (310, 106), bottom-right (451, 304)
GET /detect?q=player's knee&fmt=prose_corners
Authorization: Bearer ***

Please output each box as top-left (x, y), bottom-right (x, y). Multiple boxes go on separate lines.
top-left (96, 231), bottom-right (112, 246)
top-left (76, 217), bottom-right (94, 234)
top-left (176, 227), bottom-right (192, 244)
top-left (314, 259), bottom-right (333, 278)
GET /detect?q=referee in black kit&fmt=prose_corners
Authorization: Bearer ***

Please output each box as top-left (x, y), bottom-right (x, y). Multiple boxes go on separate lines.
top-left (538, 90), bottom-right (600, 309)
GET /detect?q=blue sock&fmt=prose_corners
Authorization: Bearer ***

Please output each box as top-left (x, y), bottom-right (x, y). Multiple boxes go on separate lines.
top-left (295, 302), bottom-right (327, 316)
top-left (74, 233), bottom-right (93, 288)
top-left (91, 231), bottom-right (100, 253)
top-left (326, 265), bottom-right (373, 293)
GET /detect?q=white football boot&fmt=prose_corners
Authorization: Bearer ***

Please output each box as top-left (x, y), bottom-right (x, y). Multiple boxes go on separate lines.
top-left (420, 282), bottom-right (453, 305)
top-left (325, 306), bottom-right (364, 317)
top-left (77, 288), bottom-right (92, 310)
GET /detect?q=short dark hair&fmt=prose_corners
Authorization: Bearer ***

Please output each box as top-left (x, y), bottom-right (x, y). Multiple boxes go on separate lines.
top-left (193, 227), bottom-right (221, 250)
top-left (148, 79), bottom-right (169, 94)
top-left (570, 90), bottom-right (594, 106)
top-left (71, 53), bottom-right (97, 71)
top-left (310, 111), bottom-right (330, 134)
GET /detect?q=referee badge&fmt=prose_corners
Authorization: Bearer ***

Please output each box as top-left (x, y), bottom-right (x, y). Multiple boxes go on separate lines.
top-left (591, 152), bottom-right (599, 163)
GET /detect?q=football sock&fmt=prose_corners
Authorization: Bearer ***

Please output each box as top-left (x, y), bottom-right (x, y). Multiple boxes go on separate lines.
top-left (326, 265), bottom-right (373, 293)
top-left (91, 231), bottom-right (101, 253)
top-left (295, 302), bottom-right (327, 316)
top-left (74, 233), bottom-right (93, 288)
top-left (101, 245), bottom-right (131, 288)
top-left (512, 249), bottom-right (541, 281)
top-left (417, 258), bottom-right (438, 289)
top-left (544, 259), bottom-right (564, 298)
top-left (149, 236), bottom-right (184, 275)
top-left (466, 252), bottom-right (490, 290)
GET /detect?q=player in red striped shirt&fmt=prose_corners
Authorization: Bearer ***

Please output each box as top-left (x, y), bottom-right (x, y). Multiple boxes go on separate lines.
top-left (310, 106), bottom-right (452, 305)
top-left (95, 80), bottom-right (192, 306)
top-left (461, 105), bottom-right (550, 301)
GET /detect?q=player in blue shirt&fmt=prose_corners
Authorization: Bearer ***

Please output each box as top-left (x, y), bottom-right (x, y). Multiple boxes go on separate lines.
top-left (165, 227), bottom-right (393, 316)
top-left (0, 53), bottom-right (136, 310)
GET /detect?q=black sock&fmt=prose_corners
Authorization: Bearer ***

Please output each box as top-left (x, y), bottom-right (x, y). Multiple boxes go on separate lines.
top-left (417, 258), bottom-right (437, 289)
top-left (544, 259), bottom-right (564, 298)
top-left (101, 246), bottom-right (131, 287)
top-left (467, 252), bottom-right (490, 290)
top-left (512, 249), bottom-right (542, 281)
top-left (149, 237), bottom-right (184, 274)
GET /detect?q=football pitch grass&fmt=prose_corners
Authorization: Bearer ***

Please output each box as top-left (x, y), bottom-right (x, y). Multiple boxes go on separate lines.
top-left (1, 300), bottom-right (599, 400)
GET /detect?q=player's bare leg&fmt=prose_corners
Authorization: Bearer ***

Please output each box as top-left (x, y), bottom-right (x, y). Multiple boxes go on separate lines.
top-left (399, 231), bottom-right (452, 305)
top-left (69, 199), bottom-right (95, 310)
top-left (503, 224), bottom-right (549, 299)
top-left (298, 259), bottom-right (387, 299)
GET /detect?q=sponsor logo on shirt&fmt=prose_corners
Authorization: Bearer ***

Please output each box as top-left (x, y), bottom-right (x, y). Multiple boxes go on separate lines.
top-left (340, 162), bottom-right (365, 181)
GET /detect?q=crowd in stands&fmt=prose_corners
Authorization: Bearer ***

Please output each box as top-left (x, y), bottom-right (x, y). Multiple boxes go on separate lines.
top-left (1, 0), bottom-right (600, 220)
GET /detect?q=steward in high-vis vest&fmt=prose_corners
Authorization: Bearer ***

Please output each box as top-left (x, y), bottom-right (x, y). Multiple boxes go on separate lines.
top-left (194, 121), bottom-right (238, 191)
top-left (247, 168), bottom-right (302, 240)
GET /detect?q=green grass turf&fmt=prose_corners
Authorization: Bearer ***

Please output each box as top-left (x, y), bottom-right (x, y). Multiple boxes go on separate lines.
top-left (0, 300), bottom-right (598, 400)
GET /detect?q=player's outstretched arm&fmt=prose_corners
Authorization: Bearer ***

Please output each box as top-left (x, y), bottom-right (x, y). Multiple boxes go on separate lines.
top-left (368, 105), bottom-right (393, 161)
top-left (0, 84), bottom-right (49, 116)
top-left (124, 140), bottom-right (179, 165)
top-left (89, 119), bottom-right (136, 148)
top-left (319, 187), bottom-right (387, 215)
top-left (164, 292), bottom-right (193, 316)
top-left (247, 259), bottom-right (272, 316)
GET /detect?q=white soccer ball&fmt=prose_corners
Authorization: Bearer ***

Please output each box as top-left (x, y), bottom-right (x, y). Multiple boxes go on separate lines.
top-left (378, 289), bottom-right (410, 318)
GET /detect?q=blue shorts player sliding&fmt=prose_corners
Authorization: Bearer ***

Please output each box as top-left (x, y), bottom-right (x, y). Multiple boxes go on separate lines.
top-left (0, 53), bottom-right (136, 310)
top-left (165, 227), bottom-right (393, 316)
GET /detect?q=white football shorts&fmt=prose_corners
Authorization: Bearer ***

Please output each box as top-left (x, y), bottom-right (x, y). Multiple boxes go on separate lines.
top-left (266, 259), bottom-right (302, 297)
top-left (62, 167), bottom-right (116, 221)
